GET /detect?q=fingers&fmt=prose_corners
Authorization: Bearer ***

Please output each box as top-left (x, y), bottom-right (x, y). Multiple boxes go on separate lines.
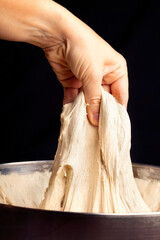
top-left (111, 77), bottom-right (128, 108)
top-left (63, 73), bottom-right (128, 128)
top-left (83, 75), bottom-right (102, 127)
top-left (110, 73), bottom-right (129, 108)
top-left (103, 58), bottom-right (129, 108)
top-left (60, 76), bottom-right (82, 104)
top-left (63, 87), bottom-right (79, 104)
top-left (102, 84), bottom-right (111, 93)
top-left (62, 72), bottom-right (102, 126)
top-left (86, 97), bottom-right (101, 126)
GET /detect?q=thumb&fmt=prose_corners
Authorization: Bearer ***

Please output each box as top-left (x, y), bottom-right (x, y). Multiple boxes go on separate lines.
top-left (83, 77), bottom-right (102, 127)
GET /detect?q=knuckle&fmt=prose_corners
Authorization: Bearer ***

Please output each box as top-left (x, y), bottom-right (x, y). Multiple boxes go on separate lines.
top-left (118, 54), bottom-right (127, 65)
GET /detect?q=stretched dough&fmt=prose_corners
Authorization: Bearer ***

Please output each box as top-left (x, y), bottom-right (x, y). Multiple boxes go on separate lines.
top-left (41, 89), bottom-right (150, 213)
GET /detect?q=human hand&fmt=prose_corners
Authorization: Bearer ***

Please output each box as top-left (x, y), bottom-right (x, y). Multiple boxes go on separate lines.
top-left (41, 2), bottom-right (128, 126)
top-left (0, 0), bottom-right (128, 126)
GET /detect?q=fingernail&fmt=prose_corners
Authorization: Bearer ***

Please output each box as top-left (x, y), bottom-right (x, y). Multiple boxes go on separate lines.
top-left (86, 98), bottom-right (101, 126)
top-left (90, 113), bottom-right (99, 126)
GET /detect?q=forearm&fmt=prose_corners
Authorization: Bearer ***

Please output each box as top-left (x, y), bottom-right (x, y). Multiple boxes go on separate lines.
top-left (0, 0), bottom-right (68, 46)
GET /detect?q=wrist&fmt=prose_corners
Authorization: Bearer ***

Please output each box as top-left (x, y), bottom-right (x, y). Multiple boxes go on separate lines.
top-left (30, 1), bottom-right (86, 49)
top-left (27, 1), bottom-right (72, 48)
top-left (23, 1), bottom-right (64, 46)
top-left (0, 0), bottom-right (69, 45)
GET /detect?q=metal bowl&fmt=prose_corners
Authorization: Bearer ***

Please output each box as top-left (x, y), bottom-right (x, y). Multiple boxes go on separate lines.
top-left (0, 160), bottom-right (160, 240)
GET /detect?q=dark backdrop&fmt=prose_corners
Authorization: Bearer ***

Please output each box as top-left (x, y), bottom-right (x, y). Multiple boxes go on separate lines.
top-left (0, 0), bottom-right (160, 165)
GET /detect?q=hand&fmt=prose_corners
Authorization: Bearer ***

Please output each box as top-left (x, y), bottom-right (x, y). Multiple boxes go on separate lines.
top-left (0, 0), bottom-right (128, 126)
top-left (41, 3), bottom-right (128, 126)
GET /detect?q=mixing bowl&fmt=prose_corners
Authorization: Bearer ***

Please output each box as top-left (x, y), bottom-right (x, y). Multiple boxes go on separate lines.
top-left (0, 160), bottom-right (160, 240)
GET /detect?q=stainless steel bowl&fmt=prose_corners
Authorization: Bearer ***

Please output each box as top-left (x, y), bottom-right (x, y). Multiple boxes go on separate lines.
top-left (0, 160), bottom-right (160, 240)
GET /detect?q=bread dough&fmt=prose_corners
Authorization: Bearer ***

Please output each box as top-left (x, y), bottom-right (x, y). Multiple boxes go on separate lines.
top-left (0, 90), bottom-right (153, 213)
top-left (40, 89), bottom-right (150, 213)
top-left (135, 178), bottom-right (160, 212)
top-left (0, 171), bottom-right (51, 208)
top-left (0, 170), bottom-right (159, 212)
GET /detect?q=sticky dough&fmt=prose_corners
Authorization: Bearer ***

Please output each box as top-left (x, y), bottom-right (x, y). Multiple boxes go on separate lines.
top-left (40, 89), bottom-right (150, 213)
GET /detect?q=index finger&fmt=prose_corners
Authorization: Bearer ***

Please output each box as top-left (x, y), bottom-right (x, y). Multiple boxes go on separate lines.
top-left (111, 73), bottom-right (129, 108)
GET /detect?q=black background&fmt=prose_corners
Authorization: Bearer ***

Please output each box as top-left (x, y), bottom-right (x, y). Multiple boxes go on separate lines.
top-left (0, 0), bottom-right (160, 165)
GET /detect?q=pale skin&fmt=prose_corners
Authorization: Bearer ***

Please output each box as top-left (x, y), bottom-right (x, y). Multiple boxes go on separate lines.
top-left (0, 0), bottom-right (128, 126)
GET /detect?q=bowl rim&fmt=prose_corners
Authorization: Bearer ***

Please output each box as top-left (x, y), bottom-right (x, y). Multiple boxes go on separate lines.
top-left (0, 160), bottom-right (160, 171)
